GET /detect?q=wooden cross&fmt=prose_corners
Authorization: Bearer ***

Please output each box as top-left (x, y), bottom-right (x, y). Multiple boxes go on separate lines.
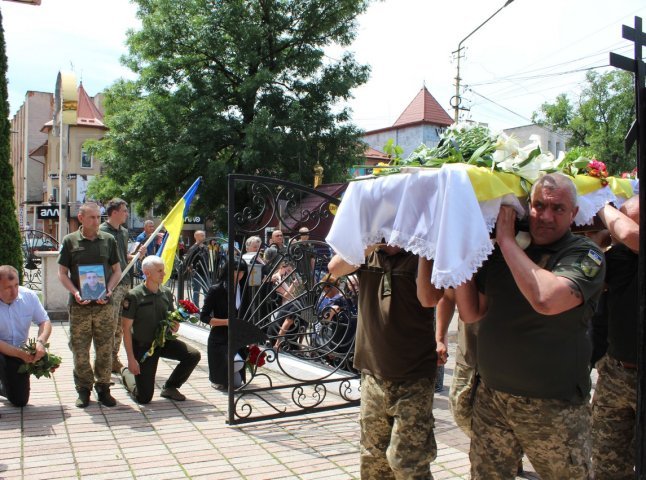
top-left (610, 15), bottom-right (646, 478)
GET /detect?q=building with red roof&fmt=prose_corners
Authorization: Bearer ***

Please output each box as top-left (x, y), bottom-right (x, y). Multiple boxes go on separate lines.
top-left (361, 86), bottom-right (453, 162)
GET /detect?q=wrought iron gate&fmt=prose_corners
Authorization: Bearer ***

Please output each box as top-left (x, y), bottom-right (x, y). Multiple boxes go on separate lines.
top-left (223, 175), bottom-right (360, 425)
top-left (20, 229), bottom-right (60, 290)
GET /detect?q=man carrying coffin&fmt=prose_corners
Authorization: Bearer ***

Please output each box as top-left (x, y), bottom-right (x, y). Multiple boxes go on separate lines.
top-left (455, 173), bottom-right (605, 479)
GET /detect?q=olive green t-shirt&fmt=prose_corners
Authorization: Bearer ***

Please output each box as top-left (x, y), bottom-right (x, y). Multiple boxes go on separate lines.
top-left (353, 250), bottom-right (437, 381)
top-left (57, 227), bottom-right (120, 303)
top-left (99, 221), bottom-right (131, 282)
top-left (121, 284), bottom-right (174, 345)
top-left (476, 232), bottom-right (605, 403)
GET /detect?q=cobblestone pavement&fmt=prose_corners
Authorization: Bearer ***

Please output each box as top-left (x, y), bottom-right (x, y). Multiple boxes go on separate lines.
top-left (0, 321), bottom-right (543, 479)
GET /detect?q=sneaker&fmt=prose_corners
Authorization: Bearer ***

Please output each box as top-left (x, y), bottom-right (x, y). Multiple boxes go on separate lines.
top-left (211, 383), bottom-right (227, 391)
top-left (75, 388), bottom-right (91, 408)
top-left (95, 385), bottom-right (117, 407)
top-left (161, 387), bottom-right (186, 401)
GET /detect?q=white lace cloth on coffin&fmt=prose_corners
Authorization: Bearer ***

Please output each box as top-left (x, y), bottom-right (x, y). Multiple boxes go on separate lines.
top-left (326, 164), bottom-right (524, 288)
top-left (574, 178), bottom-right (639, 226)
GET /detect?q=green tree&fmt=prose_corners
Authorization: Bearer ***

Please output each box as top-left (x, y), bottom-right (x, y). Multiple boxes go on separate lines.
top-left (93, 0), bottom-right (371, 226)
top-left (533, 70), bottom-right (635, 174)
top-left (532, 93), bottom-right (573, 133)
top-left (0, 11), bottom-right (23, 276)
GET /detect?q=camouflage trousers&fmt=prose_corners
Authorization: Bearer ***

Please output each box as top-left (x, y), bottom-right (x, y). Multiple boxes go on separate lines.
top-left (591, 354), bottom-right (637, 479)
top-left (360, 373), bottom-right (437, 480)
top-left (449, 361), bottom-right (477, 438)
top-left (110, 284), bottom-right (130, 369)
top-left (470, 382), bottom-right (591, 480)
top-left (69, 302), bottom-right (116, 391)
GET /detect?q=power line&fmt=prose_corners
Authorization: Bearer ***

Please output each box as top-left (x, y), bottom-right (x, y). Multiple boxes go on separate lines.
top-left (469, 89), bottom-right (533, 124)
top-left (470, 65), bottom-right (607, 86)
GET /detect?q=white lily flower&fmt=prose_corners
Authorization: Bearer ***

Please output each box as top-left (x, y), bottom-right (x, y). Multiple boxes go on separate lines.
top-left (535, 152), bottom-right (559, 171)
top-left (493, 133), bottom-right (520, 164)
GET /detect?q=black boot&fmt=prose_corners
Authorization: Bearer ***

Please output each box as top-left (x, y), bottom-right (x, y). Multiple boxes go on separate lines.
top-left (75, 388), bottom-right (91, 408)
top-left (95, 384), bottom-right (116, 407)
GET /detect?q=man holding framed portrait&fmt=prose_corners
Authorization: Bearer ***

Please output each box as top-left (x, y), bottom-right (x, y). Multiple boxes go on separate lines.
top-left (58, 202), bottom-right (122, 409)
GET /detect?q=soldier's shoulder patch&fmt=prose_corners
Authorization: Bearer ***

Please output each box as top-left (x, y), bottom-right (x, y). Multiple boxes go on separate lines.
top-left (587, 249), bottom-right (603, 266)
top-left (580, 249), bottom-right (603, 278)
top-left (122, 298), bottom-right (131, 311)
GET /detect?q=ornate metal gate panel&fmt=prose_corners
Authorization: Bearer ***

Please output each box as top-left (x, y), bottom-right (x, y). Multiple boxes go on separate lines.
top-left (20, 229), bottom-right (60, 290)
top-left (225, 175), bottom-right (360, 425)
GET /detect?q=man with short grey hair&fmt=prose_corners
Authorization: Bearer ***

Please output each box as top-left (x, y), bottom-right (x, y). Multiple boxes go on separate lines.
top-left (121, 256), bottom-right (201, 403)
top-left (456, 172), bottom-right (605, 478)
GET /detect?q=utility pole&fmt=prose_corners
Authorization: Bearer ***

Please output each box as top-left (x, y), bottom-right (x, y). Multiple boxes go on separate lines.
top-left (451, 0), bottom-right (516, 123)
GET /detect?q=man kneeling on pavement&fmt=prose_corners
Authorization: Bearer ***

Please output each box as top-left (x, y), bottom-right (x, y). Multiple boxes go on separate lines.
top-left (121, 256), bottom-right (200, 403)
top-left (0, 265), bottom-right (52, 407)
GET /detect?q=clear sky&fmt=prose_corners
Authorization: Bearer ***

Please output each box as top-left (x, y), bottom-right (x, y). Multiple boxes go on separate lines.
top-left (3, 0), bottom-right (646, 135)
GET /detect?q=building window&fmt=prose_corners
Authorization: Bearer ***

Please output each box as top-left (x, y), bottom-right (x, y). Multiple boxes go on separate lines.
top-left (556, 142), bottom-right (561, 154)
top-left (81, 148), bottom-right (92, 169)
top-left (547, 140), bottom-right (552, 154)
top-left (51, 187), bottom-right (58, 203)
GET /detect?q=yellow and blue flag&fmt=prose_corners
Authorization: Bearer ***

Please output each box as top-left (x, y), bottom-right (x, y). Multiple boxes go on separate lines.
top-left (157, 177), bottom-right (202, 284)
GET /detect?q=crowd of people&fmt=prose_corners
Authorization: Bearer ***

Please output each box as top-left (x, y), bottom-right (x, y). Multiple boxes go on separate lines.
top-left (0, 172), bottom-right (641, 478)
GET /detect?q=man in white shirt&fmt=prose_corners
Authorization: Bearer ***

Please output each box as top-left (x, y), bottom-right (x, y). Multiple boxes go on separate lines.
top-left (0, 265), bottom-right (52, 407)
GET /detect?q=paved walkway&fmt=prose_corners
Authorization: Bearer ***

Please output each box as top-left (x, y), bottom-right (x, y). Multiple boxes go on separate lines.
top-left (0, 321), bottom-right (538, 480)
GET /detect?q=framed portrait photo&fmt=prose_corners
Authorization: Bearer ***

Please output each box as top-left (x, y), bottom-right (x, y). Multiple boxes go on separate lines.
top-left (78, 264), bottom-right (107, 301)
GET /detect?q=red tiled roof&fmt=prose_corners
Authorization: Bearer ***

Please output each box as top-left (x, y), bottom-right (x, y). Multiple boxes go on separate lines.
top-left (76, 83), bottom-right (105, 128)
top-left (364, 146), bottom-right (390, 161)
top-left (40, 84), bottom-right (106, 131)
top-left (392, 87), bottom-right (453, 128)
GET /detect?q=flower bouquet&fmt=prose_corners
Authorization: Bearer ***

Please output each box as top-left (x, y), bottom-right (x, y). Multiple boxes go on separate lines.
top-left (245, 344), bottom-right (267, 374)
top-left (370, 123), bottom-right (631, 189)
top-left (17, 338), bottom-right (62, 379)
top-left (140, 299), bottom-right (200, 362)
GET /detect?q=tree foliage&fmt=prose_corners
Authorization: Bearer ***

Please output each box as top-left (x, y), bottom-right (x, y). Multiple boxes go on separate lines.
top-left (532, 70), bottom-right (635, 174)
top-left (0, 11), bottom-right (23, 276)
top-left (92, 0), bottom-right (371, 226)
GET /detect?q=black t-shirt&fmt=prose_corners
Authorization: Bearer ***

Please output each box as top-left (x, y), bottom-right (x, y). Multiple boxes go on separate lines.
top-left (605, 244), bottom-right (638, 364)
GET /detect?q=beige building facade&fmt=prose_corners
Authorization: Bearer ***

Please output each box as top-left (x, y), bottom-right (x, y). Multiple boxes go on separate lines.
top-left (10, 91), bottom-right (54, 230)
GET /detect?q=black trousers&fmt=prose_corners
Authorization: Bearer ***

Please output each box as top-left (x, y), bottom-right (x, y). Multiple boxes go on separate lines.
top-left (132, 339), bottom-right (201, 404)
top-left (206, 331), bottom-right (246, 388)
top-left (0, 353), bottom-right (30, 407)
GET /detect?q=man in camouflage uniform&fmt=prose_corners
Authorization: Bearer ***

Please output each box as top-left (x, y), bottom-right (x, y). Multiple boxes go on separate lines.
top-left (592, 196), bottom-right (640, 478)
top-left (456, 173), bottom-right (605, 479)
top-left (58, 202), bottom-right (122, 408)
top-left (99, 198), bottom-right (140, 374)
top-left (329, 246), bottom-right (442, 479)
top-left (434, 288), bottom-right (479, 436)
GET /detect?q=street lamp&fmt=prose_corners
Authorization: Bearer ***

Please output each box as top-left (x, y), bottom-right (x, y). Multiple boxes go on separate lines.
top-left (451, 0), bottom-right (516, 123)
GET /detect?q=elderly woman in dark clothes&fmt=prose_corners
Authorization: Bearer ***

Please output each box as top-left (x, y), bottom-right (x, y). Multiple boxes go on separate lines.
top-left (200, 258), bottom-right (248, 391)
